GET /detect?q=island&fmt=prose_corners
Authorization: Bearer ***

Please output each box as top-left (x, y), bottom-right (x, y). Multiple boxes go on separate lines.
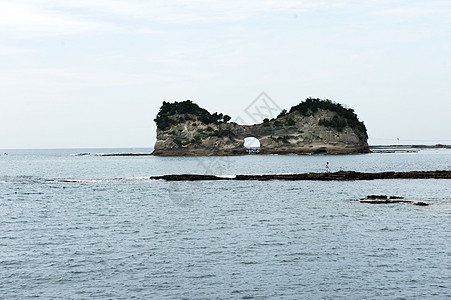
top-left (152, 98), bottom-right (369, 156)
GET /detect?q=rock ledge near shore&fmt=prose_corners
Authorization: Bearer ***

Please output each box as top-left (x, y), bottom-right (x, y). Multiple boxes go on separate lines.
top-left (358, 195), bottom-right (430, 206)
top-left (149, 170), bottom-right (451, 181)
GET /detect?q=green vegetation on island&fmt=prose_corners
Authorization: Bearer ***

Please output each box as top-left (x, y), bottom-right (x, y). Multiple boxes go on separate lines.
top-left (154, 100), bottom-right (231, 130)
top-left (154, 98), bottom-right (367, 139)
top-left (288, 98), bottom-right (366, 134)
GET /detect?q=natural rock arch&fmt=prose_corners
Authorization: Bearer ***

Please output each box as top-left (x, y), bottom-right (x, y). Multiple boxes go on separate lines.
top-left (244, 137), bottom-right (260, 153)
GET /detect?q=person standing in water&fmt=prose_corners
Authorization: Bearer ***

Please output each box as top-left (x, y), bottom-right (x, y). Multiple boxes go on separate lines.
top-left (325, 162), bottom-right (330, 173)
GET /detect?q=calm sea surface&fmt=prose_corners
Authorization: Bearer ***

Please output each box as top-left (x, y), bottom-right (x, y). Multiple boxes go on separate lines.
top-left (1, 148), bottom-right (450, 299)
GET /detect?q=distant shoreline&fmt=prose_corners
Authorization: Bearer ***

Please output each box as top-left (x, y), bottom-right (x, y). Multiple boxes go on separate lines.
top-left (369, 144), bottom-right (451, 153)
top-left (73, 144), bottom-right (451, 157)
top-left (369, 144), bottom-right (451, 149)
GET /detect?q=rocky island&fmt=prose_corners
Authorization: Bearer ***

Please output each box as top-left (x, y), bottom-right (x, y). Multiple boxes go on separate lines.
top-left (153, 98), bottom-right (369, 155)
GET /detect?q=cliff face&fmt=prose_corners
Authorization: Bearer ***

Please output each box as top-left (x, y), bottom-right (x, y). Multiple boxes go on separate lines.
top-left (153, 99), bottom-right (369, 155)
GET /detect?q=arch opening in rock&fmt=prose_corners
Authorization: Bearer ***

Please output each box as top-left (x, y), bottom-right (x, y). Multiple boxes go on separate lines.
top-left (244, 137), bottom-right (260, 154)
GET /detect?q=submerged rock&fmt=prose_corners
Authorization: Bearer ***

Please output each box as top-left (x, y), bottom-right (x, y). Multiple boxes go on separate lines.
top-left (358, 195), bottom-right (430, 206)
top-left (367, 195), bottom-right (390, 200)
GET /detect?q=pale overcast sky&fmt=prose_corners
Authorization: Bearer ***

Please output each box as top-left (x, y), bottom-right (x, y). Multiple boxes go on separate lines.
top-left (1, 0), bottom-right (450, 149)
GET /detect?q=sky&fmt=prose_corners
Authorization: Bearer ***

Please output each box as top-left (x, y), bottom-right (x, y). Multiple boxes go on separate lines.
top-left (0, 0), bottom-right (450, 149)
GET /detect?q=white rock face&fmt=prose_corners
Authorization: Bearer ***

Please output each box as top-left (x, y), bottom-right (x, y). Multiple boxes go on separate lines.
top-left (153, 109), bottom-right (369, 156)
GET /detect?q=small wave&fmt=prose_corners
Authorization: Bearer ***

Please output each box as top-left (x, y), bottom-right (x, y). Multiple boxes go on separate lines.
top-left (1, 176), bottom-right (152, 185)
top-left (72, 152), bottom-right (108, 156)
top-left (55, 177), bottom-right (151, 184)
top-left (55, 179), bottom-right (104, 183)
top-left (72, 152), bottom-right (152, 157)
top-left (72, 152), bottom-right (110, 156)
top-left (0, 176), bottom-right (53, 184)
top-left (71, 153), bottom-right (92, 156)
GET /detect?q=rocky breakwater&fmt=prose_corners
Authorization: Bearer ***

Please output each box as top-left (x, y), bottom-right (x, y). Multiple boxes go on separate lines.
top-left (152, 98), bottom-right (369, 156)
top-left (149, 170), bottom-right (451, 181)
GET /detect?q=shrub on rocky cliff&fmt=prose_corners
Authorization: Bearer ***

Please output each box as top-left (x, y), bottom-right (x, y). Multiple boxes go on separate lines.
top-left (289, 98), bottom-right (366, 134)
top-left (319, 116), bottom-right (347, 132)
top-left (285, 118), bottom-right (296, 126)
top-left (154, 100), bottom-right (231, 130)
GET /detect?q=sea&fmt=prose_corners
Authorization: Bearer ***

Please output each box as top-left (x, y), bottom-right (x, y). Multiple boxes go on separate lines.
top-left (1, 148), bottom-right (450, 299)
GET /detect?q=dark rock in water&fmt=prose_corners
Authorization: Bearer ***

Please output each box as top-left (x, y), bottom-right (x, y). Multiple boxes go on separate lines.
top-left (364, 195), bottom-right (405, 201)
top-left (150, 174), bottom-right (225, 181)
top-left (99, 153), bottom-right (153, 156)
top-left (367, 195), bottom-right (388, 200)
top-left (358, 195), bottom-right (430, 206)
top-left (149, 170), bottom-right (451, 181)
top-left (75, 153), bottom-right (91, 156)
top-left (360, 199), bottom-right (412, 204)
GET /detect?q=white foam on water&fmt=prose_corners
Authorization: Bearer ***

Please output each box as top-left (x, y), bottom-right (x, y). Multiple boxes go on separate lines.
top-left (216, 175), bottom-right (236, 179)
top-left (72, 153), bottom-right (92, 156)
top-left (54, 176), bottom-right (152, 184)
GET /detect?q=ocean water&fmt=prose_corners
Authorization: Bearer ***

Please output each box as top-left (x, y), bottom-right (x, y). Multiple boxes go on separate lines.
top-left (0, 148), bottom-right (450, 299)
